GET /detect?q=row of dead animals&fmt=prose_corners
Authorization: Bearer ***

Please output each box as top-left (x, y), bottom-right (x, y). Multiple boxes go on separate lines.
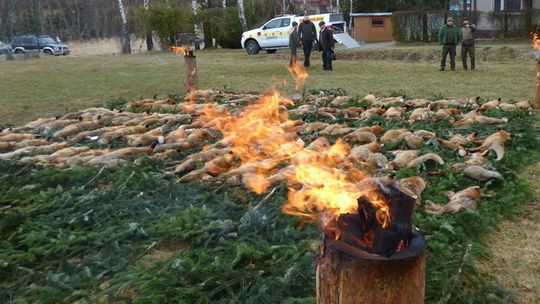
top-left (172, 128), bottom-right (511, 194)
top-left (0, 100), bottom-right (511, 179)
top-left (290, 102), bottom-right (517, 125)
top-left (123, 91), bottom-right (531, 123)
top-left (397, 176), bottom-right (483, 214)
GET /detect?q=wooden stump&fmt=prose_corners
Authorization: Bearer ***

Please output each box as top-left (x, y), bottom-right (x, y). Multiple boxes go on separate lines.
top-left (316, 235), bottom-right (425, 304)
top-left (184, 54), bottom-right (199, 92)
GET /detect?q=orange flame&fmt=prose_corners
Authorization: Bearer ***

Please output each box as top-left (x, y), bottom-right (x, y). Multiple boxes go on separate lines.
top-left (533, 33), bottom-right (540, 51)
top-left (287, 63), bottom-right (309, 90)
top-left (171, 46), bottom-right (189, 56)
top-left (196, 66), bottom-right (390, 230)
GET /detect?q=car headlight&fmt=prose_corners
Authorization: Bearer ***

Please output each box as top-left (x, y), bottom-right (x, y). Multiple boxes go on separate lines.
top-left (53, 46), bottom-right (60, 50)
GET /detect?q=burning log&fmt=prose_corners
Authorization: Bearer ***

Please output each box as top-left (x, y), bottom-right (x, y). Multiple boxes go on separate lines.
top-left (316, 182), bottom-right (426, 304)
top-left (172, 47), bottom-right (199, 92)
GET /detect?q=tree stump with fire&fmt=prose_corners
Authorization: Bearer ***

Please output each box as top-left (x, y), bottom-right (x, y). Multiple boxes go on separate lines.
top-left (172, 46), bottom-right (199, 92)
top-left (184, 50), bottom-right (199, 92)
top-left (316, 183), bottom-right (426, 304)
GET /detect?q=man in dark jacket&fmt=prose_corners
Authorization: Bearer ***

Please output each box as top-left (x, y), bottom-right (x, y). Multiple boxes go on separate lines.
top-left (318, 21), bottom-right (334, 71)
top-left (298, 16), bottom-right (317, 67)
top-left (289, 21), bottom-right (302, 67)
top-left (461, 20), bottom-right (476, 70)
top-left (438, 17), bottom-right (460, 71)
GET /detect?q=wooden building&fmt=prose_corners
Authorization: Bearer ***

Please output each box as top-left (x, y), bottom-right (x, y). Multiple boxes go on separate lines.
top-left (351, 13), bottom-right (393, 42)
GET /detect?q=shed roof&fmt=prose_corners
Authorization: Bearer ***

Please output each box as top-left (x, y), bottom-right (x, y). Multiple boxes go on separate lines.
top-left (350, 12), bottom-right (392, 17)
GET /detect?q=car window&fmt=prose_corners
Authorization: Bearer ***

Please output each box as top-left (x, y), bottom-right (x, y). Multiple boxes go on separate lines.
top-left (280, 18), bottom-right (291, 27)
top-left (12, 37), bottom-right (22, 44)
top-left (22, 37), bottom-right (37, 45)
top-left (39, 37), bottom-right (56, 45)
top-left (264, 19), bottom-right (282, 30)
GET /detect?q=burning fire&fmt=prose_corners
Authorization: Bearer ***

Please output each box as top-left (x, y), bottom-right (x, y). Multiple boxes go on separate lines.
top-left (198, 63), bottom-right (392, 236)
top-left (171, 46), bottom-right (189, 56)
top-left (287, 63), bottom-right (309, 90)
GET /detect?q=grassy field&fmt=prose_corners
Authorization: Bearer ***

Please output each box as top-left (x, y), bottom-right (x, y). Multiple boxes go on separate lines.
top-left (0, 48), bottom-right (536, 125)
top-left (1, 46), bottom-right (539, 303)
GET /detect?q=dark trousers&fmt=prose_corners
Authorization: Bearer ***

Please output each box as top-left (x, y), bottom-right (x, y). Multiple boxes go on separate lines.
top-left (322, 50), bottom-right (332, 70)
top-left (461, 45), bottom-right (475, 70)
top-left (302, 40), bottom-right (313, 67)
top-left (441, 44), bottom-right (456, 70)
top-left (290, 50), bottom-right (297, 67)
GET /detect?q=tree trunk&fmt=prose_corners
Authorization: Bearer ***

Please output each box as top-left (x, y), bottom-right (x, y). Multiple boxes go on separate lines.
top-left (524, 0), bottom-right (533, 34)
top-left (223, 0), bottom-right (227, 7)
top-left (184, 53), bottom-right (199, 92)
top-left (74, 0), bottom-right (82, 39)
top-left (117, 0), bottom-right (131, 54)
top-left (237, 0), bottom-right (248, 32)
top-left (336, 0), bottom-right (340, 13)
top-left (192, 0), bottom-right (202, 49)
top-left (422, 10), bottom-right (428, 42)
top-left (143, 0), bottom-right (154, 51)
top-left (349, 0), bottom-right (353, 30)
top-left (503, 0), bottom-right (509, 37)
top-left (316, 237), bottom-right (426, 304)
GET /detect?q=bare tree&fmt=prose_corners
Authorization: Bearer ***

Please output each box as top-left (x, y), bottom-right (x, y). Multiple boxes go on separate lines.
top-left (524, 0), bottom-right (533, 34)
top-left (192, 0), bottom-right (203, 48)
top-left (118, 0), bottom-right (131, 54)
top-left (143, 0), bottom-right (153, 50)
top-left (237, 0), bottom-right (247, 32)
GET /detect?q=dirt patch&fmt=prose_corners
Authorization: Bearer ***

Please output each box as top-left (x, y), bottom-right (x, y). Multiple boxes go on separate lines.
top-left (479, 161), bottom-right (540, 303)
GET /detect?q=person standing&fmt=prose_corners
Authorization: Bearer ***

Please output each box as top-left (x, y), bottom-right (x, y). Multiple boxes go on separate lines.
top-left (461, 20), bottom-right (476, 70)
top-left (438, 17), bottom-right (460, 71)
top-left (298, 16), bottom-right (317, 67)
top-left (318, 21), bottom-right (335, 71)
top-left (289, 21), bottom-right (302, 67)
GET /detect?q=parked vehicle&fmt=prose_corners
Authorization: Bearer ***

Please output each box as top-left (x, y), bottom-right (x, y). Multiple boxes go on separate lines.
top-left (241, 13), bottom-right (347, 55)
top-left (0, 42), bottom-right (12, 55)
top-left (11, 35), bottom-right (70, 56)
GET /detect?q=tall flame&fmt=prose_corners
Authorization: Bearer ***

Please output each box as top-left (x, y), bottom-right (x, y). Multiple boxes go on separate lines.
top-left (198, 65), bottom-right (390, 229)
top-left (533, 33), bottom-right (540, 51)
top-left (171, 46), bottom-right (189, 56)
top-left (287, 63), bottom-right (309, 90)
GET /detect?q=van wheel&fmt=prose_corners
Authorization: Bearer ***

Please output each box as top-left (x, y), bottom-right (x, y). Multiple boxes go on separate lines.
top-left (14, 49), bottom-right (24, 54)
top-left (266, 49), bottom-right (277, 54)
top-left (245, 40), bottom-right (260, 55)
top-left (44, 49), bottom-right (53, 55)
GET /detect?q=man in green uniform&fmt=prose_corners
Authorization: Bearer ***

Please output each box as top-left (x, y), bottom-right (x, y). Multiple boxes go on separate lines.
top-left (438, 17), bottom-right (460, 71)
top-left (461, 20), bottom-right (476, 70)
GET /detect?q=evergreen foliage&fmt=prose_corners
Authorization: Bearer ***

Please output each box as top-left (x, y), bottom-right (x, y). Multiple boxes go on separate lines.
top-left (0, 94), bottom-right (538, 303)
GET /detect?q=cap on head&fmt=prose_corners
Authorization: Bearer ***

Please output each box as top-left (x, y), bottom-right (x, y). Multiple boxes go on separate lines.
top-left (447, 17), bottom-right (454, 23)
top-left (319, 21), bottom-right (326, 27)
top-left (463, 20), bottom-right (470, 25)
top-left (292, 21), bottom-right (298, 27)
top-left (304, 16), bottom-right (309, 21)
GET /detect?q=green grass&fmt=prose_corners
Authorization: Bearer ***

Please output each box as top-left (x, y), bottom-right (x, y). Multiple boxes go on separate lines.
top-left (0, 49), bottom-right (535, 125)
top-left (1, 47), bottom-right (539, 303)
top-left (1, 109), bottom-right (538, 304)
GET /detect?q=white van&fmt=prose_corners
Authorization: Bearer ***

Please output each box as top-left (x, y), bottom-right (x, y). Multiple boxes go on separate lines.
top-left (241, 13), bottom-right (347, 55)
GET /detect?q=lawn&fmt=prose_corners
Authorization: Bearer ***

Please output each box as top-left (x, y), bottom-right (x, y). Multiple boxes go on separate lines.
top-left (0, 48), bottom-right (536, 125)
